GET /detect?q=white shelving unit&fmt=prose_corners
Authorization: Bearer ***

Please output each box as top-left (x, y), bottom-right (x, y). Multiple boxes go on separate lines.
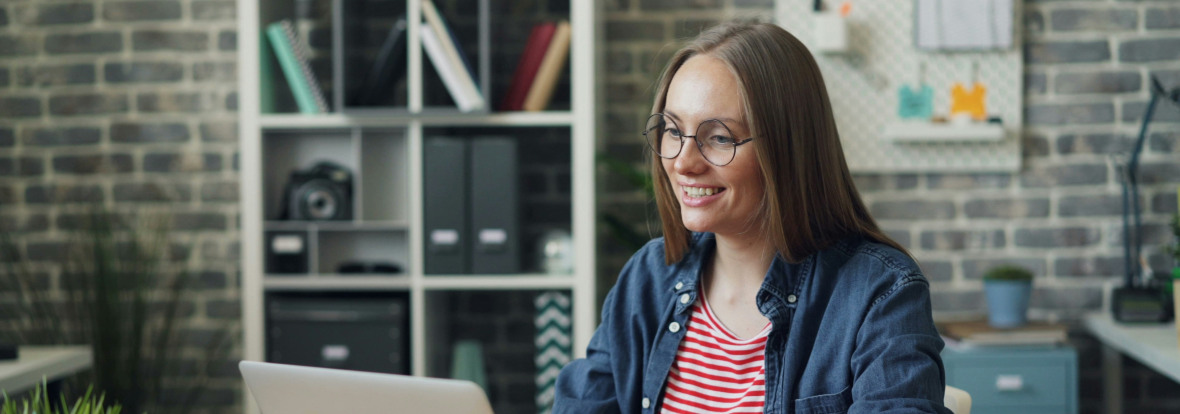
top-left (237, 1), bottom-right (597, 412)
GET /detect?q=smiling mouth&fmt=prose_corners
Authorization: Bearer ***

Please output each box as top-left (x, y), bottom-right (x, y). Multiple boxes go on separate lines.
top-left (684, 187), bottom-right (723, 198)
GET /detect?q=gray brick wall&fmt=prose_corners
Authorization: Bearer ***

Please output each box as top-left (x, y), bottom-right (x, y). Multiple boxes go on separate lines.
top-left (0, 0), bottom-right (240, 411)
top-left (598, 1), bottom-right (1180, 413)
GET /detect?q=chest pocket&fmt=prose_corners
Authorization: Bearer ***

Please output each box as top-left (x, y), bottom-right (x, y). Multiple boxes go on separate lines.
top-left (794, 386), bottom-right (851, 414)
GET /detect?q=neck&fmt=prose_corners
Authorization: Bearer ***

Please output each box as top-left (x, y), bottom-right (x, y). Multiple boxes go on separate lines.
top-left (706, 231), bottom-right (775, 303)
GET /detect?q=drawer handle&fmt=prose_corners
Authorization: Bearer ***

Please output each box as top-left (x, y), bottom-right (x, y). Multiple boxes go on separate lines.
top-left (995, 374), bottom-right (1024, 391)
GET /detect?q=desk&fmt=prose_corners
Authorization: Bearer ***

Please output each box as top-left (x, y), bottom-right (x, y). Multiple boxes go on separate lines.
top-left (0, 346), bottom-right (93, 395)
top-left (1082, 313), bottom-right (1180, 414)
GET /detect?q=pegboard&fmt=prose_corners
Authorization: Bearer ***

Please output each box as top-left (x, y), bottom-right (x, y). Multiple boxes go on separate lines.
top-left (776, 0), bottom-right (1023, 172)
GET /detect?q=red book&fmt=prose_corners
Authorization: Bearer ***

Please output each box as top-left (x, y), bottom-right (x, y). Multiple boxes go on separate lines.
top-left (500, 22), bottom-right (557, 111)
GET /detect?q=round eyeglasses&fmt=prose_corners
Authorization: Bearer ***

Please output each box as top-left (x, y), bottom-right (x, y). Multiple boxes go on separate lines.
top-left (643, 113), bottom-right (754, 166)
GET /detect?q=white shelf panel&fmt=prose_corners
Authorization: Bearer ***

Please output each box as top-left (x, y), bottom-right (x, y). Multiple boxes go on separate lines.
top-left (883, 122), bottom-right (1005, 143)
top-left (421, 275), bottom-right (575, 290)
top-left (264, 276), bottom-right (411, 290)
top-left (264, 220), bottom-right (409, 232)
top-left (260, 111), bottom-right (574, 129)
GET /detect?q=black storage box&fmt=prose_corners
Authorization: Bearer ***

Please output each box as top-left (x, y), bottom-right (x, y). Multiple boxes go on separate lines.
top-left (266, 292), bottom-right (409, 374)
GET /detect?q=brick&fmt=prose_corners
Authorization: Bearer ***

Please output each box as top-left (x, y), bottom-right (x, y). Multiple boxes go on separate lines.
top-left (1025, 72), bottom-right (1046, 95)
top-left (1123, 100), bottom-right (1180, 123)
top-left (225, 92), bottom-right (238, 110)
top-left (218, 30), bottom-right (236, 51)
top-left (26, 242), bottom-right (70, 262)
top-left (1150, 131), bottom-right (1178, 153)
top-left (1055, 256), bottom-right (1123, 277)
top-left (870, 200), bottom-right (955, 220)
top-left (930, 291), bottom-right (983, 313)
top-left (1025, 40), bottom-right (1110, 64)
top-left (1021, 163), bottom-right (1108, 188)
top-left (1031, 287), bottom-right (1102, 312)
top-left (131, 30), bottom-right (208, 52)
top-left (963, 258), bottom-right (1046, 280)
top-left (919, 229), bottom-right (1005, 251)
top-left (20, 126), bottom-right (101, 146)
top-left (138, 92), bottom-right (211, 113)
top-left (1152, 192), bottom-right (1177, 214)
top-left (883, 228), bottom-right (911, 249)
top-left (1138, 162), bottom-right (1180, 185)
top-left (1024, 10), bottom-right (1045, 36)
top-left (734, 0), bottom-right (772, 8)
top-left (964, 197), bottom-right (1050, 219)
top-left (1015, 227), bottom-right (1101, 248)
top-left (113, 182), bottom-right (191, 202)
top-left (0, 214), bottom-right (49, 232)
top-left (926, 173), bottom-right (1011, 190)
top-left (0, 128), bottom-right (13, 147)
top-left (16, 64), bottom-right (96, 87)
top-left (199, 122), bottom-right (237, 142)
top-left (171, 212), bottom-right (226, 231)
top-left (53, 154), bottom-right (133, 174)
top-left (1120, 38), bottom-right (1180, 63)
top-left (674, 19), bottom-right (721, 39)
top-left (25, 184), bottom-right (103, 204)
top-left (1057, 133), bottom-right (1133, 155)
top-left (1059, 194), bottom-right (1124, 217)
top-left (206, 299), bottom-right (240, 319)
top-left (104, 62), bottom-right (184, 83)
top-left (0, 34), bottom-right (39, 57)
top-left (143, 152), bottom-right (221, 172)
top-left (48, 93), bottom-right (129, 116)
top-left (1055, 71), bottom-right (1140, 94)
top-left (0, 67), bottom-right (7, 87)
top-left (638, 0), bottom-right (719, 10)
top-left (1023, 133), bottom-right (1051, 158)
top-left (1050, 8), bottom-right (1136, 32)
top-left (201, 181), bottom-right (238, 202)
top-left (0, 7), bottom-right (7, 26)
top-left (0, 186), bottom-right (13, 204)
top-left (192, 0), bottom-right (235, 20)
top-left (44, 32), bottom-right (121, 54)
top-left (1146, 7), bottom-right (1180, 30)
top-left (1025, 102), bottom-right (1114, 125)
top-left (110, 122), bottom-right (189, 143)
top-left (12, 3), bottom-right (94, 25)
top-left (103, 1), bottom-right (181, 21)
top-left (919, 260), bottom-right (953, 282)
top-left (851, 174), bottom-right (919, 193)
top-left (0, 97), bottom-right (42, 118)
top-left (193, 62), bottom-right (236, 82)
top-left (0, 157), bottom-right (41, 177)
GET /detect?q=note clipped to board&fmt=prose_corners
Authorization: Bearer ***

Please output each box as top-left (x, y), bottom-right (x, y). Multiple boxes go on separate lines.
top-left (915, 0), bottom-right (1013, 51)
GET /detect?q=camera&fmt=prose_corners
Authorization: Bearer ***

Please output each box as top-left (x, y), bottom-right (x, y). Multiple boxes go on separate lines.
top-left (281, 161), bottom-right (353, 221)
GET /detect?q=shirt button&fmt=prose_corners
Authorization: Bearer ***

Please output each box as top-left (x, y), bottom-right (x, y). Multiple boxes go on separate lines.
top-left (642, 397), bottom-right (651, 408)
top-left (787, 294), bottom-right (798, 303)
top-left (674, 282), bottom-right (684, 290)
top-left (669, 322), bottom-right (681, 333)
top-left (680, 294), bottom-right (691, 304)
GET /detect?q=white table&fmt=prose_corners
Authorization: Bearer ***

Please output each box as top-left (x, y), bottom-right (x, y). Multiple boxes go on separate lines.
top-left (1082, 313), bottom-right (1180, 414)
top-left (0, 346), bottom-right (93, 395)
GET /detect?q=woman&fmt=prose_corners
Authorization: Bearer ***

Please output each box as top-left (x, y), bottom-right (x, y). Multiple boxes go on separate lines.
top-left (554, 22), bottom-right (950, 414)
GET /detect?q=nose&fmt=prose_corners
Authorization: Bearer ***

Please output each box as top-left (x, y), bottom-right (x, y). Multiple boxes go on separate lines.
top-left (670, 137), bottom-right (709, 174)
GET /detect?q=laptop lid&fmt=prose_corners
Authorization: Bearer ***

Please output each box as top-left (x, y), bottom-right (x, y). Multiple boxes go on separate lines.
top-left (239, 361), bottom-right (495, 414)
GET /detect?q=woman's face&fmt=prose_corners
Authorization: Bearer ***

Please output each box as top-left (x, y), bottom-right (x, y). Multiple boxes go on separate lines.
top-left (661, 54), bottom-right (764, 238)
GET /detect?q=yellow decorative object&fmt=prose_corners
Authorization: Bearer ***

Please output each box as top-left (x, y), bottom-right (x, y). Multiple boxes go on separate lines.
top-left (950, 82), bottom-right (987, 121)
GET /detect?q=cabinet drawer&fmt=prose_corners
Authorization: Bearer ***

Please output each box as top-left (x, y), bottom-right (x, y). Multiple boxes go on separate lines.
top-left (950, 363), bottom-right (1067, 407)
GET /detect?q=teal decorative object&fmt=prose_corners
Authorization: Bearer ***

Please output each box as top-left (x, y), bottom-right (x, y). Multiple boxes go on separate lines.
top-left (983, 265), bottom-right (1035, 328)
top-left (897, 84), bottom-right (934, 120)
top-left (535, 291), bottom-right (572, 414)
top-left (450, 340), bottom-right (487, 390)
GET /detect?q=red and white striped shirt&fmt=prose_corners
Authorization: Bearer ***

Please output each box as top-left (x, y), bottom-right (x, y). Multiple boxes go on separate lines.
top-left (660, 293), bottom-right (772, 414)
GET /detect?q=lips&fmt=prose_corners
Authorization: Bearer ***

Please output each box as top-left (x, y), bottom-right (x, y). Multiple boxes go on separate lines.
top-left (680, 184), bottom-right (724, 207)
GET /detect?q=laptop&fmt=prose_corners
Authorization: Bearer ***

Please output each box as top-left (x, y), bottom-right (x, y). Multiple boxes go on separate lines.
top-left (239, 361), bottom-right (495, 414)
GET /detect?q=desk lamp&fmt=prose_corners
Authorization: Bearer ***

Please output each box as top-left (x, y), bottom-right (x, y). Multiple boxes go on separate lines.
top-left (1112, 75), bottom-right (1180, 323)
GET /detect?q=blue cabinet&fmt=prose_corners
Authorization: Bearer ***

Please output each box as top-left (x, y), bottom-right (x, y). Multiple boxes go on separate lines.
top-left (942, 345), bottom-right (1077, 414)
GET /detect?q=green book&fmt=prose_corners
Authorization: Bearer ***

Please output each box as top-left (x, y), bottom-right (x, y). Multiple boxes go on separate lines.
top-left (259, 31), bottom-right (276, 114)
top-left (266, 20), bottom-right (328, 114)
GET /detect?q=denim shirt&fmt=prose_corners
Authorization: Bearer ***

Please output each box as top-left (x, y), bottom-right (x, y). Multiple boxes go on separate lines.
top-left (554, 233), bottom-right (951, 414)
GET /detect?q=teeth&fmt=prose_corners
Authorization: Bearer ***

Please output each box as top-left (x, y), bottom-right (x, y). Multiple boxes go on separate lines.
top-left (685, 187), bottom-right (717, 197)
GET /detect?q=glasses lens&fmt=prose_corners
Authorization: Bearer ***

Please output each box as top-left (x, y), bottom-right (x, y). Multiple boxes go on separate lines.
top-left (645, 115), bottom-right (680, 158)
top-left (697, 120), bottom-right (735, 165)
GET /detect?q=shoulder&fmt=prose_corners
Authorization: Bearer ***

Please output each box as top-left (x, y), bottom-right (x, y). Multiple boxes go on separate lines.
top-left (611, 234), bottom-right (708, 303)
top-left (822, 238), bottom-right (928, 303)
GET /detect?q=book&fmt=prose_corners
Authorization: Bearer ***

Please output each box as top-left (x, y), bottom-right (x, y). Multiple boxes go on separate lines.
top-left (522, 20), bottom-right (571, 112)
top-left (354, 15), bottom-right (408, 106)
top-left (421, 0), bottom-right (484, 111)
top-left (421, 25), bottom-right (479, 112)
top-left (938, 319), bottom-right (1068, 346)
top-left (499, 22), bottom-right (557, 111)
top-left (266, 20), bottom-right (329, 114)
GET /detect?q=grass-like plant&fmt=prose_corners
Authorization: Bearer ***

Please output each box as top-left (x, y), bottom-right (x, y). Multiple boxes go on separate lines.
top-left (1166, 213), bottom-right (1180, 265)
top-left (1, 380), bottom-right (121, 414)
top-left (983, 264), bottom-right (1035, 282)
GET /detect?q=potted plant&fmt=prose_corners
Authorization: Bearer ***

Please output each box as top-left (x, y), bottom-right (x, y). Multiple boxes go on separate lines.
top-left (983, 265), bottom-right (1034, 328)
top-left (2, 380), bottom-right (122, 414)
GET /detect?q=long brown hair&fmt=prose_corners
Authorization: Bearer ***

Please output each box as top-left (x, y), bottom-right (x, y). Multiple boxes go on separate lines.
top-left (650, 22), bottom-right (907, 264)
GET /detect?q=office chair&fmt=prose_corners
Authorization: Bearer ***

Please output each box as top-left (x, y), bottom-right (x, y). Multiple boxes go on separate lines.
top-left (944, 385), bottom-right (972, 414)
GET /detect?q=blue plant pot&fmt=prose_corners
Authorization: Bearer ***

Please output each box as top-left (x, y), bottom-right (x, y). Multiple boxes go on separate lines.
top-left (984, 280), bottom-right (1032, 328)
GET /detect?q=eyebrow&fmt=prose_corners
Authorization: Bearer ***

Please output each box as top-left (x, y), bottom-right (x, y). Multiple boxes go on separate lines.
top-left (664, 110), bottom-right (746, 129)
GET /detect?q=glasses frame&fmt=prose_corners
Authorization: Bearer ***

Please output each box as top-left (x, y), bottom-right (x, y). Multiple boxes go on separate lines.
top-left (642, 113), bottom-right (755, 167)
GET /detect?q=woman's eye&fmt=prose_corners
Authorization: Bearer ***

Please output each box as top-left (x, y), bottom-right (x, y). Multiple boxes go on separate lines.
top-left (665, 128), bottom-right (682, 138)
top-left (709, 135), bottom-right (734, 145)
